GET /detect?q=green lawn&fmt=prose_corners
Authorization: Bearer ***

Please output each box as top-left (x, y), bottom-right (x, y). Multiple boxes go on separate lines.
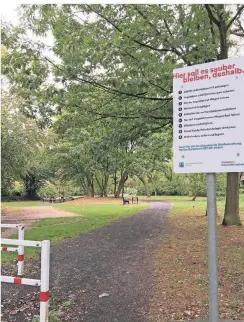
top-left (140, 194), bottom-right (244, 215)
top-left (139, 195), bottom-right (244, 225)
top-left (2, 203), bottom-right (150, 263)
top-left (30, 203), bottom-right (150, 241)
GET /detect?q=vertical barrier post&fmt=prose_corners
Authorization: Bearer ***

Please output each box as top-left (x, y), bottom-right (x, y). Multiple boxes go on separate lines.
top-left (17, 225), bottom-right (24, 276)
top-left (40, 240), bottom-right (50, 322)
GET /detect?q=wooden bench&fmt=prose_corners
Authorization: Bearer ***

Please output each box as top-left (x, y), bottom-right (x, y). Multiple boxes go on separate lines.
top-left (43, 196), bottom-right (74, 203)
top-left (132, 197), bottom-right (138, 204)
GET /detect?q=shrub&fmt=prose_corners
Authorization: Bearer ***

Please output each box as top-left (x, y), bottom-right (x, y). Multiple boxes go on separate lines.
top-left (38, 183), bottom-right (58, 199)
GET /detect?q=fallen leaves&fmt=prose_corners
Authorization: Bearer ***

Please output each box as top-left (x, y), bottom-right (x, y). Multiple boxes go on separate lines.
top-left (149, 206), bottom-right (244, 321)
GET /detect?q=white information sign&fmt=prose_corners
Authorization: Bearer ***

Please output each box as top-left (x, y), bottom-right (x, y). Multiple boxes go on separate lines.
top-left (173, 56), bottom-right (244, 173)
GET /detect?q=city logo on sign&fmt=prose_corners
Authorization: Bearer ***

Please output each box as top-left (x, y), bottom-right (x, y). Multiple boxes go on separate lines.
top-left (179, 162), bottom-right (184, 168)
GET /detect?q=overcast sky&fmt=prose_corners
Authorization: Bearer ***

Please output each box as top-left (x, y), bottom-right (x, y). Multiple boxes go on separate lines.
top-left (1, 2), bottom-right (19, 23)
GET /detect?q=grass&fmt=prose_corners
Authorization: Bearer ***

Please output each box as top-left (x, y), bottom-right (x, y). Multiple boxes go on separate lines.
top-left (140, 195), bottom-right (191, 201)
top-left (1, 203), bottom-right (150, 264)
top-left (32, 297), bottom-right (74, 322)
top-left (141, 194), bottom-right (244, 221)
top-left (29, 204), bottom-right (150, 242)
top-left (149, 194), bottom-right (244, 321)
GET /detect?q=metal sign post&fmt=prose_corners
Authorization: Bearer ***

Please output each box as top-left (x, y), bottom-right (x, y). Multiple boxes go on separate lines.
top-left (173, 57), bottom-right (244, 322)
top-left (206, 173), bottom-right (219, 322)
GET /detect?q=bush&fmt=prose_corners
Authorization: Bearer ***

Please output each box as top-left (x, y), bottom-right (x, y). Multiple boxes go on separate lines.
top-left (157, 174), bottom-right (189, 196)
top-left (124, 187), bottom-right (138, 196)
top-left (38, 184), bottom-right (58, 199)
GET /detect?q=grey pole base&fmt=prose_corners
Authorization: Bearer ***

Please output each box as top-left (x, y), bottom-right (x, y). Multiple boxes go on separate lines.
top-left (206, 173), bottom-right (219, 321)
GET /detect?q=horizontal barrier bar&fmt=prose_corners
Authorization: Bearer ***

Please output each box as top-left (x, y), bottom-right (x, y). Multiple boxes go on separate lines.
top-left (1, 239), bottom-right (42, 248)
top-left (1, 224), bottom-right (22, 228)
top-left (1, 238), bottom-right (50, 321)
top-left (1, 247), bottom-right (18, 252)
top-left (1, 276), bottom-right (41, 286)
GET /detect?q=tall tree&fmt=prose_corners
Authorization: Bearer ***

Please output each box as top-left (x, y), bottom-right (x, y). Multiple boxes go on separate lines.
top-left (205, 4), bottom-right (243, 225)
top-left (2, 5), bottom-right (243, 221)
top-left (1, 91), bottom-right (50, 198)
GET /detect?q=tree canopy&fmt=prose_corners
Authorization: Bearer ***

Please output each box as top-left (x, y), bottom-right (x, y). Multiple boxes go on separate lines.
top-left (1, 4), bottom-right (243, 224)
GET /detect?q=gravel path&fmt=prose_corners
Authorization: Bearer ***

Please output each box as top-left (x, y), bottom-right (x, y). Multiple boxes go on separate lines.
top-left (1, 201), bottom-right (171, 322)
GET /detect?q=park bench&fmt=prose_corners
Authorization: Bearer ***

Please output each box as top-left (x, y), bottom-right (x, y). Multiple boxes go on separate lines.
top-left (122, 197), bottom-right (130, 205)
top-left (43, 196), bottom-right (74, 203)
top-left (42, 197), bottom-right (65, 203)
top-left (132, 197), bottom-right (138, 204)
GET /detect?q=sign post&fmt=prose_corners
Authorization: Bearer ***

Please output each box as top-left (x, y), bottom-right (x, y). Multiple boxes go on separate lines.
top-left (206, 173), bottom-right (219, 322)
top-left (173, 56), bottom-right (244, 322)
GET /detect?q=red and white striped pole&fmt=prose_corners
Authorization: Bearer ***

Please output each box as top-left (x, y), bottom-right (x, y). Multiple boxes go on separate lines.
top-left (1, 276), bottom-right (40, 286)
top-left (1, 224), bottom-right (25, 275)
top-left (40, 240), bottom-right (50, 322)
top-left (17, 225), bottom-right (24, 276)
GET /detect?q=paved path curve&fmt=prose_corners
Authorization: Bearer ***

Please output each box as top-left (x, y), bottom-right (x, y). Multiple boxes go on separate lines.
top-left (2, 201), bottom-right (171, 322)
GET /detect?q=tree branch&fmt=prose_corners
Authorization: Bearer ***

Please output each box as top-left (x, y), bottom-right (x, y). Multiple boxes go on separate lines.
top-left (205, 5), bottom-right (220, 26)
top-left (226, 5), bottom-right (244, 30)
top-left (133, 6), bottom-right (161, 36)
top-left (43, 54), bottom-right (171, 101)
top-left (118, 46), bottom-right (172, 94)
top-left (230, 30), bottom-right (244, 38)
top-left (73, 101), bottom-right (173, 121)
top-left (132, 5), bottom-right (191, 65)
top-left (86, 5), bottom-right (176, 54)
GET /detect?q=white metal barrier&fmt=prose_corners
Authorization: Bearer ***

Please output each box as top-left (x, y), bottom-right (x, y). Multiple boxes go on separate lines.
top-left (1, 224), bottom-right (24, 275)
top-left (1, 238), bottom-right (50, 322)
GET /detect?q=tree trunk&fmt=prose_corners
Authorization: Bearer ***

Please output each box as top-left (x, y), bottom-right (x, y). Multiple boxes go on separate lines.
top-left (95, 175), bottom-right (103, 197)
top-left (148, 174), bottom-right (157, 196)
top-left (103, 175), bottom-right (109, 197)
top-left (23, 174), bottom-right (39, 200)
top-left (192, 195), bottom-right (197, 201)
top-left (214, 7), bottom-right (241, 226)
top-left (113, 171), bottom-right (117, 197)
top-left (223, 173), bottom-right (241, 225)
top-left (122, 186), bottom-right (124, 198)
top-left (138, 176), bottom-right (150, 197)
top-left (91, 178), bottom-right (94, 197)
top-left (96, 174), bottom-right (109, 197)
top-left (115, 172), bottom-right (128, 198)
top-left (86, 175), bottom-right (94, 197)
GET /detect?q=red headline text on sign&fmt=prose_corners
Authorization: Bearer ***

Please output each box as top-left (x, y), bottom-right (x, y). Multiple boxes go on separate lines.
top-left (172, 64), bottom-right (244, 83)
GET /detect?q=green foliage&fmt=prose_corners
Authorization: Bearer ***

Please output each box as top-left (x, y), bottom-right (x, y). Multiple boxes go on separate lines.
top-left (188, 174), bottom-right (206, 198)
top-left (160, 173), bottom-right (189, 196)
top-left (32, 309), bottom-right (64, 322)
top-left (2, 5), bottom-right (242, 205)
top-left (32, 297), bottom-right (74, 322)
top-left (1, 4), bottom-right (226, 129)
top-left (124, 187), bottom-right (138, 196)
top-left (1, 92), bottom-right (44, 197)
top-left (216, 173), bottom-right (227, 197)
top-left (38, 183), bottom-right (58, 199)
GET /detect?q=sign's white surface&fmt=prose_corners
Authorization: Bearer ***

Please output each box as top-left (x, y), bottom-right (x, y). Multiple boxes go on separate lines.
top-left (173, 56), bottom-right (244, 173)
